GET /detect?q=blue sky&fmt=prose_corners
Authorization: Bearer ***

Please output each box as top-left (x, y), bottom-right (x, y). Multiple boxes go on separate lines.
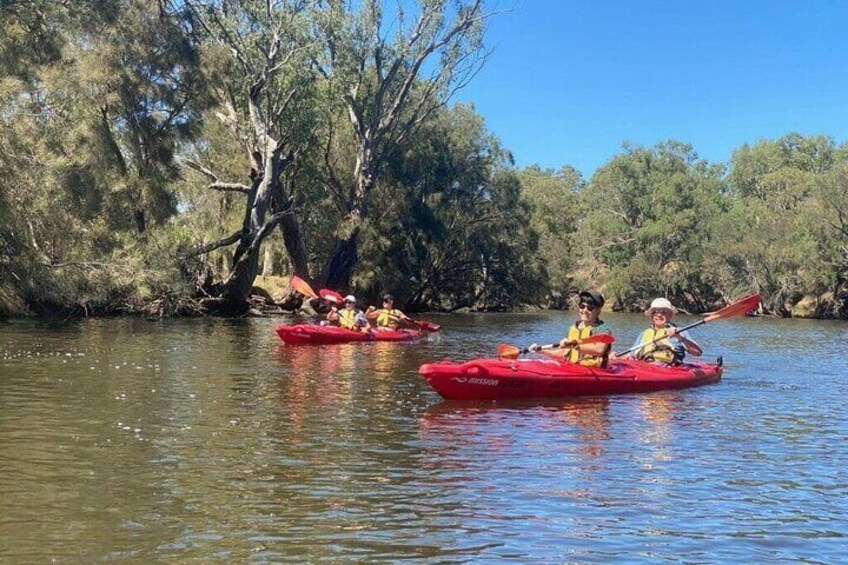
top-left (455, 0), bottom-right (848, 177)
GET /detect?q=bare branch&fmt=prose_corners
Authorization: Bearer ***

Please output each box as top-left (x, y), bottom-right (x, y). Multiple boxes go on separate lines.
top-left (182, 159), bottom-right (251, 193)
top-left (378, 0), bottom-right (484, 138)
top-left (271, 86), bottom-right (298, 123)
top-left (43, 261), bottom-right (135, 273)
top-left (224, 202), bottom-right (295, 283)
top-left (180, 230), bottom-right (242, 261)
top-left (320, 122), bottom-right (347, 210)
top-left (180, 1), bottom-right (253, 74)
top-left (209, 183), bottom-right (251, 194)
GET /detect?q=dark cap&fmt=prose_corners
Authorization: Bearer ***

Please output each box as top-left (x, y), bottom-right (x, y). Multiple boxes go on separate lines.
top-left (579, 290), bottom-right (605, 308)
top-left (382, 293), bottom-right (394, 302)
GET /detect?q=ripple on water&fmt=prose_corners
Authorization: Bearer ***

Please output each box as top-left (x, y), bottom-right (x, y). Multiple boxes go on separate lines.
top-left (0, 314), bottom-right (846, 562)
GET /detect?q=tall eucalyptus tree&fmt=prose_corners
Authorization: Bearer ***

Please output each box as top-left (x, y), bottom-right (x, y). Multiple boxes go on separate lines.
top-left (313, 0), bottom-right (494, 287)
top-left (173, 0), bottom-right (315, 311)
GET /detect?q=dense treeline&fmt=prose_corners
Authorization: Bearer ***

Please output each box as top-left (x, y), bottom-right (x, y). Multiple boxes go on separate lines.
top-left (528, 137), bottom-right (848, 318)
top-left (1, 1), bottom-right (846, 318)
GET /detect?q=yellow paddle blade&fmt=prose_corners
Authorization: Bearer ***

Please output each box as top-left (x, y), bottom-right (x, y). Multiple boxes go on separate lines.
top-left (497, 343), bottom-right (521, 359)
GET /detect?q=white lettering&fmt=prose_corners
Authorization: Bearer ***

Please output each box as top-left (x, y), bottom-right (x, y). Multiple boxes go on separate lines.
top-left (468, 378), bottom-right (498, 386)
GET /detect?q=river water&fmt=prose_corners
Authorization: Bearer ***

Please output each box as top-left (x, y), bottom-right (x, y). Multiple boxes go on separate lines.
top-left (1, 312), bottom-right (845, 563)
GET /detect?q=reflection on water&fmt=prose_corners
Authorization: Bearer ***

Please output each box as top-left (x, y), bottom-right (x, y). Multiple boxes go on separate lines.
top-left (1, 313), bottom-right (846, 562)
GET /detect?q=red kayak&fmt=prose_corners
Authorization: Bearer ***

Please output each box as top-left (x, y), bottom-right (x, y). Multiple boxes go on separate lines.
top-left (276, 324), bottom-right (422, 345)
top-left (418, 358), bottom-right (722, 400)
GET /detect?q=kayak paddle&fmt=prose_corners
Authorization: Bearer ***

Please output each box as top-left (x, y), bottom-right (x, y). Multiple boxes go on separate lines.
top-left (290, 275), bottom-right (319, 299)
top-left (319, 288), bottom-right (344, 304)
top-left (614, 293), bottom-right (761, 357)
top-left (379, 312), bottom-right (441, 332)
top-left (412, 320), bottom-right (441, 333)
top-left (498, 333), bottom-right (615, 360)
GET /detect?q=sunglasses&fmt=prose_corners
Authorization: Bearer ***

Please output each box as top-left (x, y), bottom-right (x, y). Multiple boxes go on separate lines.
top-left (578, 302), bottom-right (598, 311)
top-left (652, 310), bottom-right (671, 317)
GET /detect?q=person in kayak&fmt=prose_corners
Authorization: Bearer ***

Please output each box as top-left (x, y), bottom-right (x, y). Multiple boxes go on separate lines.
top-left (367, 294), bottom-right (413, 330)
top-left (529, 290), bottom-right (612, 367)
top-left (327, 295), bottom-right (371, 332)
top-left (318, 293), bottom-right (343, 325)
top-left (620, 297), bottom-right (702, 365)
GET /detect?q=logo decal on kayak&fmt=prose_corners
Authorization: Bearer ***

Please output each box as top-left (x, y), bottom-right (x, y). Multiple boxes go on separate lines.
top-left (451, 377), bottom-right (499, 386)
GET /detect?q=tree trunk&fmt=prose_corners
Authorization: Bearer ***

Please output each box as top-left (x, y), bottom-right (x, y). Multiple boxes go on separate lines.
top-left (319, 162), bottom-right (373, 288)
top-left (279, 206), bottom-right (309, 278)
top-left (217, 148), bottom-right (280, 309)
top-left (222, 246), bottom-right (261, 308)
top-left (321, 231), bottom-right (359, 289)
top-left (218, 250), bottom-right (231, 278)
top-left (262, 245), bottom-right (274, 277)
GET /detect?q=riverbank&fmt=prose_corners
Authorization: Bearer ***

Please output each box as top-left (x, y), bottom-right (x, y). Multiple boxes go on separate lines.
top-left (0, 276), bottom-right (848, 320)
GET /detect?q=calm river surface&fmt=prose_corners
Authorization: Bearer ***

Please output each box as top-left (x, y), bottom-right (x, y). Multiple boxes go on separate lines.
top-left (1, 312), bottom-right (846, 563)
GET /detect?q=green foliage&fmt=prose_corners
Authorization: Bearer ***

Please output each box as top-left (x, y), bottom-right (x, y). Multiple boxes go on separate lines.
top-left (2, 3), bottom-right (847, 318)
top-left (575, 142), bottom-right (726, 311)
top-left (807, 164), bottom-right (848, 316)
top-left (0, 0), bottom-right (205, 314)
top-left (714, 134), bottom-right (847, 315)
top-left (354, 104), bottom-right (544, 310)
top-left (519, 165), bottom-right (584, 305)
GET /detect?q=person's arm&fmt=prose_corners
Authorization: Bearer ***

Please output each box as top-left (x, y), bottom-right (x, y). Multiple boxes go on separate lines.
top-left (580, 324), bottom-right (613, 357)
top-left (537, 340), bottom-right (606, 359)
top-left (539, 348), bottom-right (567, 360)
top-left (579, 341), bottom-right (610, 357)
top-left (366, 306), bottom-right (378, 320)
top-left (529, 341), bottom-right (569, 355)
top-left (389, 310), bottom-right (417, 328)
top-left (394, 309), bottom-right (413, 323)
top-left (355, 311), bottom-right (371, 330)
top-left (527, 338), bottom-right (580, 359)
top-left (668, 327), bottom-right (702, 356)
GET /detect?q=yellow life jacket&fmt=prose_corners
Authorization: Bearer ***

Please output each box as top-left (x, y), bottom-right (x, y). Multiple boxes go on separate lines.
top-left (339, 308), bottom-right (358, 330)
top-left (563, 320), bottom-right (609, 367)
top-left (376, 308), bottom-right (404, 328)
top-left (635, 326), bottom-right (675, 364)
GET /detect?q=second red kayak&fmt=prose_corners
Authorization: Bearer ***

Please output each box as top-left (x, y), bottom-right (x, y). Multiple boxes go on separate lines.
top-left (418, 358), bottom-right (722, 400)
top-left (276, 324), bottom-right (423, 345)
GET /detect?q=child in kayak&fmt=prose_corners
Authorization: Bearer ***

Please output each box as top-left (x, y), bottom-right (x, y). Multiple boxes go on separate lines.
top-left (327, 295), bottom-right (371, 332)
top-left (529, 290), bottom-right (613, 367)
top-left (317, 293), bottom-right (342, 325)
top-left (619, 297), bottom-right (702, 365)
top-left (367, 294), bottom-right (413, 330)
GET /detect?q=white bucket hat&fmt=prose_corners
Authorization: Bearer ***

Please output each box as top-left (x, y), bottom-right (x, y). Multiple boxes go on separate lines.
top-left (646, 297), bottom-right (677, 317)
top-left (343, 294), bottom-right (356, 303)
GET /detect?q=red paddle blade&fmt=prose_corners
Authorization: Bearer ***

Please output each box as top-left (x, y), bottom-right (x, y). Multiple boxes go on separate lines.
top-left (580, 333), bottom-right (615, 345)
top-left (497, 343), bottom-right (521, 359)
top-left (290, 275), bottom-right (318, 298)
top-left (416, 320), bottom-right (441, 333)
top-left (319, 289), bottom-right (344, 304)
top-left (704, 293), bottom-right (760, 322)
